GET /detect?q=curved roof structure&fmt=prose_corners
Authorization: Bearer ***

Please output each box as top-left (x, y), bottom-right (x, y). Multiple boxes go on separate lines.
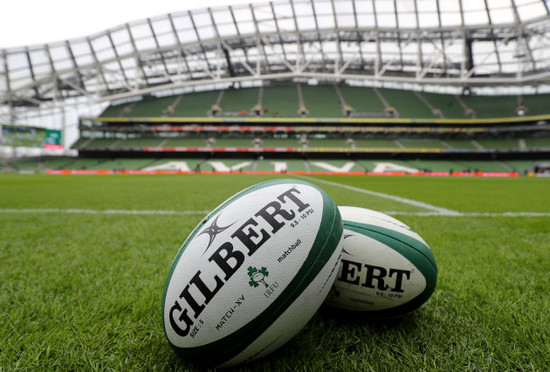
top-left (1, 0), bottom-right (550, 129)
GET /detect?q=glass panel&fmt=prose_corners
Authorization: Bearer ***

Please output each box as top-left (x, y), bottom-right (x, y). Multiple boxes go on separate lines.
top-left (71, 41), bottom-right (94, 66)
top-left (111, 29), bottom-right (133, 56)
top-left (334, 0), bottom-right (354, 13)
top-left (375, 0), bottom-right (397, 28)
top-left (50, 45), bottom-right (73, 71)
top-left (464, 10), bottom-right (489, 26)
top-left (172, 14), bottom-right (197, 44)
top-left (91, 36), bottom-right (116, 62)
top-left (151, 18), bottom-right (172, 35)
top-left (258, 20), bottom-right (277, 33)
top-left (313, 0), bottom-right (332, 16)
top-left (29, 49), bottom-right (52, 75)
top-left (397, 10), bottom-right (417, 28)
top-left (516, 1), bottom-right (546, 21)
top-left (213, 9), bottom-right (238, 36)
top-left (157, 33), bottom-right (176, 48)
top-left (337, 14), bottom-right (356, 27)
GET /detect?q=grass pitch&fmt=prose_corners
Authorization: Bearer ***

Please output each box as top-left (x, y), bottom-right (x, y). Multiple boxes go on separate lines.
top-left (0, 174), bottom-right (549, 371)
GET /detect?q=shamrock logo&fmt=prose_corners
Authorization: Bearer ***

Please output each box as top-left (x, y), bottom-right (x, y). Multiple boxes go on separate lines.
top-left (248, 266), bottom-right (269, 288)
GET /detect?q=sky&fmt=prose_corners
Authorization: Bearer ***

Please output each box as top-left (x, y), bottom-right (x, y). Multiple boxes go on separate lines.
top-left (0, 0), bottom-right (253, 49)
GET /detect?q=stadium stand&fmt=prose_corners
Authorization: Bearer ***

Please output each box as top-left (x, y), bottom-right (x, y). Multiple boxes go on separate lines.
top-left (301, 85), bottom-right (344, 118)
top-left (525, 136), bottom-right (550, 148)
top-left (420, 92), bottom-right (470, 119)
top-left (461, 95), bottom-right (519, 118)
top-left (338, 86), bottom-right (386, 117)
top-left (128, 96), bottom-right (179, 117)
top-left (261, 85), bottom-right (300, 117)
top-left (218, 88), bottom-right (260, 115)
top-left (376, 88), bottom-right (435, 118)
top-left (110, 138), bottom-right (164, 148)
top-left (476, 139), bottom-right (521, 150)
top-left (171, 91), bottom-right (220, 117)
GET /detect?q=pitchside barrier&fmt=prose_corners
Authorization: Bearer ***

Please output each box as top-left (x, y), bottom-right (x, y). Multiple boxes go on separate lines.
top-left (46, 169), bottom-right (520, 177)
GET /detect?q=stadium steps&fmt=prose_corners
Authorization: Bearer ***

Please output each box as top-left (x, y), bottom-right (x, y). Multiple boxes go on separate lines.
top-left (218, 87), bottom-right (260, 115)
top-left (414, 92), bottom-right (443, 118)
top-left (503, 160), bottom-right (538, 174)
top-left (250, 159), bottom-right (258, 171)
top-left (453, 95), bottom-right (475, 118)
top-left (522, 93), bottom-right (550, 115)
top-left (301, 85), bottom-right (344, 118)
top-left (339, 86), bottom-right (386, 116)
top-left (422, 92), bottom-right (470, 119)
top-left (525, 135), bottom-right (550, 149)
top-left (304, 160), bottom-right (311, 172)
top-left (353, 139), bottom-right (400, 149)
top-left (394, 140), bottom-right (405, 149)
top-left (445, 140), bottom-right (478, 150)
top-left (440, 140), bottom-right (453, 149)
top-left (108, 139), bottom-right (124, 148)
top-left (79, 138), bottom-right (93, 149)
top-left (476, 139), bottom-right (520, 149)
top-left (398, 139), bottom-right (447, 149)
top-left (499, 161), bottom-right (514, 172)
top-left (129, 96), bottom-right (177, 117)
top-left (296, 84), bottom-right (307, 116)
top-left (136, 158), bottom-right (161, 170)
top-left (380, 88), bottom-right (434, 118)
top-left (54, 157), bottom-right (80, 170)
top-left (172, 90), bottom-right (220, 117)
top-left (261, 85), bottom-right (300, 117)
top-left (461, 95), bottom-right (518, 118)
top-left (373, 88), bottom-right (398, 117)
top-left (163, 95), bottom-right (183, 117)
top-left (111, 138), bottom-right (164, 148)
top-left (84, 138), bottom-right (119, 149)
top-left (471, 140), bottom-right (484, 150)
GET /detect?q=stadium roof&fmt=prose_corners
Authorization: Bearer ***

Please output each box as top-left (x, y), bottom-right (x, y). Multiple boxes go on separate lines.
top-left (2, 0), bottom-right (550, 128)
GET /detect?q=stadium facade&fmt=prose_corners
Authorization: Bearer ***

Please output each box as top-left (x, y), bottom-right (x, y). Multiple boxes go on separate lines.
top-left (1, 0), bottom-right (550, 174)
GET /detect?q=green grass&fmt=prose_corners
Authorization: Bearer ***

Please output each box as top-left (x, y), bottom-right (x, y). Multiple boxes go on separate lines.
top-left (0, 174), bottom-right (549, 371)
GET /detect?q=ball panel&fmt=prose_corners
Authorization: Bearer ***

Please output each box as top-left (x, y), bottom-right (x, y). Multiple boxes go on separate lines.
top-left (162, 178), bottom-right (343, 366)
top-left (221, 239), bottom-right (343, 367)
top-left (330, 232), bottom-right (427, 311)
top-left (345, 222), bottom-right (437, 277)
top-left (338, 206), bottom-right (428, 246)
top-left (325, 207), bottom-right (438, 317)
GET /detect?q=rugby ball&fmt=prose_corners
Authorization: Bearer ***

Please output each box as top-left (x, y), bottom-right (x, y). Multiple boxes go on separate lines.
top-left (162, 179), bottom-right (344, 367)
top-left (324, 206), bottom-right (437, 318)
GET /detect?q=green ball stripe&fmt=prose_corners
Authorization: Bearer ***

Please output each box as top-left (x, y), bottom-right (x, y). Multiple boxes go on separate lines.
top-left (342, 222), bottom-right (437, 318)
top-left (162, 178), bottom-right (343, 366)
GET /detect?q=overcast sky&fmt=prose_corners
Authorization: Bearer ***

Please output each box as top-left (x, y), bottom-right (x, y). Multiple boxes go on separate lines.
top-left (0, 0), bottom-right (253, 48)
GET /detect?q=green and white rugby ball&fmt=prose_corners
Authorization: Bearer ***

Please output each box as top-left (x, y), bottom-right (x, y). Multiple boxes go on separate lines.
top-left (162, 179), bottom-right (343, 367)
top-left (324, 206), bottom-right (437, 318)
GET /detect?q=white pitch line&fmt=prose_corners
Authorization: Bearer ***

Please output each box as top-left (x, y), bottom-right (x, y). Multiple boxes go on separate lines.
top-left (0, 208), bottom-right (548, 217)
top-left (0, 208), bottom-right (210, 216)
top-left (383, 211), bottom-right (550, 217)
top-left (298, 176), bottom-right (461, 215)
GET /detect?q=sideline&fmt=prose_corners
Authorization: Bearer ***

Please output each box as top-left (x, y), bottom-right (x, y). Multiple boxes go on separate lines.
top-left (1, 208), bottom-right (549, 217)
top-left (297, 175), bottom-right (461, 215)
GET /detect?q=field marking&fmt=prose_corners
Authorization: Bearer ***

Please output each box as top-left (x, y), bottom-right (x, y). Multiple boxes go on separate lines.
top-left (1, 208), bottom-right (549, 217)
top-left (0, 208), bottom-right (209, 216)
top-left (297, 175), bottom-right (461, 215)
top-left (383, 211), bottom-right (550, 217)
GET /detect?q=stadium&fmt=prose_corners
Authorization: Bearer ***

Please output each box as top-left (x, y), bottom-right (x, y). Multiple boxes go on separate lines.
top-left (0, 0), bottom-right (549, 370)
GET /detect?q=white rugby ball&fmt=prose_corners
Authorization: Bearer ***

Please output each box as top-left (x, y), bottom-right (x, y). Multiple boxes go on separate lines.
top-left (162, 179), bottom-right (343, 367)
top-left (324, 206), bottom-right (437, 318)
